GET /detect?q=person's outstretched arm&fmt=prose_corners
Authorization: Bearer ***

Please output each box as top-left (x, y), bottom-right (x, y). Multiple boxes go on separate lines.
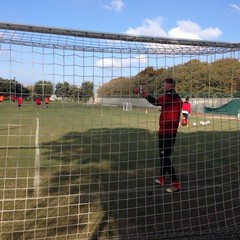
top-left (135, 86), bottom-right (160, 106)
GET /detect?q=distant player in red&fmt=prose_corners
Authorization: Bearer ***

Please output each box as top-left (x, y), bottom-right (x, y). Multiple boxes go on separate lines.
top-left (45, 97), bottom-right (49, 108)
top-left (0, 95), bottom-right (4, 104)
top-left (35, 97), bottom-right (41, 109)
top-left (17, 96), bottom-right (23, 110)
top-left (180, 97), bottom-right (191, 127)
top-left (11, 95), bottom-right (16, 105)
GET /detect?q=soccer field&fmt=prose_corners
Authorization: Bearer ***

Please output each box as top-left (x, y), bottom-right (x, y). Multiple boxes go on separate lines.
top-left (0, 101), bottom-right (240, 239)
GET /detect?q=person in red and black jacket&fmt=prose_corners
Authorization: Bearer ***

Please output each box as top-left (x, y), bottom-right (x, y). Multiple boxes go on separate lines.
top-left (135, 77), bottom-right (182, 192)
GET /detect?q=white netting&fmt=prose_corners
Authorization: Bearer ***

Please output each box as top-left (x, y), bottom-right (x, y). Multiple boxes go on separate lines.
top-left (0, 22), bottom-right (240, 240)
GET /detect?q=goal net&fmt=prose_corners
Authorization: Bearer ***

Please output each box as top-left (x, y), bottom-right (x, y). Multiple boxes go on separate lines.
top-left (0, 22), bottom-right (240, 240)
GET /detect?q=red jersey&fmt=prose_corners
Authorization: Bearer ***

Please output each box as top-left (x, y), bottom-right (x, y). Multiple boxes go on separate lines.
top-left (12, 96), bottom-right (16, 102)
top-left (181, 101), bottom-right (191, 114)
top-left (17, 97), bottom-right (22, 105)
top-left (35, 98), bottom-right (41, 104)
top-left (145, 89), bottom-right (182, 135)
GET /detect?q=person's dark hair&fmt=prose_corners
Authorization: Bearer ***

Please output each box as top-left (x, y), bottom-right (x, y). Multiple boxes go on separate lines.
top-left (185, 96), bottom-right (189, 101)
top-left (163, 77), bottom-right (175, 87)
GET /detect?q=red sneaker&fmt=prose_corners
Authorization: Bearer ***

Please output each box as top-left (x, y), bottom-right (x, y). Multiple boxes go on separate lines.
top-left (166, 181), bottom-right (181, 192)
top-left (155, 176), bottom-right (165, 186)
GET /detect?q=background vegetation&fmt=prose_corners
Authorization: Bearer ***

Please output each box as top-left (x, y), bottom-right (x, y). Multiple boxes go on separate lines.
top-left (0, 78), bottom-right (94, 102)
top-left (1, 58), bottom-right (240, 101)
top-left (97, 58), bottom-right (240, 98)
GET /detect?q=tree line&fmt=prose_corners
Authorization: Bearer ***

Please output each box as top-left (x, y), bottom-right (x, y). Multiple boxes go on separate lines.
top-left (1, 58), bottom-right (239, 101)
top-left (0, 78), bottom-right (94, 102)
top-left (97, 58), bottom-right (240, 98)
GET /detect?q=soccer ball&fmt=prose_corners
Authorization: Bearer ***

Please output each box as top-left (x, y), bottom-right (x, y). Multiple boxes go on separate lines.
top-left (200, 120), bottom-right (210, 126)
top-left (192, 122), bottom-right (197, 126)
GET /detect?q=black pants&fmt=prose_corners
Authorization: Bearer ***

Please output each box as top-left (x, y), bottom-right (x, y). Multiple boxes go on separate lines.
top-left (182, 113), bottom-right (188, 119)
top-left (158, 134), bottom-right (178, 182)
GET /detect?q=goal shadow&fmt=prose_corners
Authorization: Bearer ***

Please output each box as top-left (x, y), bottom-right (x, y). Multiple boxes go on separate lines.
top-left (32, 127), bottom-right (240, 239)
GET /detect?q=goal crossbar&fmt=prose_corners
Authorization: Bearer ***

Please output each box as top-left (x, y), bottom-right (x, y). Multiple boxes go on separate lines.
top-left (0, 22), bottom-right (239, 55)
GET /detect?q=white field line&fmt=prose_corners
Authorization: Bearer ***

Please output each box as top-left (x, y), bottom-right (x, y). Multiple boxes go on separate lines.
top-left (6, 122), bottom-right (11, 160)
top-left (0, 124), bottom-right (24, 127)
top-left (33, 118), bottom-right (40, 197)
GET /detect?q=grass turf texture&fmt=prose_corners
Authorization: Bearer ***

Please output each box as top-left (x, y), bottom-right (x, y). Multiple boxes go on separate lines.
top-left (0, 101), bottom-right (240, 239)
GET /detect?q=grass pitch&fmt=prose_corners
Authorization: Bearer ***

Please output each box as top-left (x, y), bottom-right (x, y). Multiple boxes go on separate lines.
top-left (0, 101), bottom-right (240, 239)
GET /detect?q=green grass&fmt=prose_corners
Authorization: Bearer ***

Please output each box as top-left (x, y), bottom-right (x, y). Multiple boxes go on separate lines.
top-left (0, 101), bottom-right (240, 239)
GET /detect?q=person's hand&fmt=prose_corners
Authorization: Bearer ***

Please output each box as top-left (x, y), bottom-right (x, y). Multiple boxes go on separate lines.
top-left (135, 86), bottom-right (148, 98)
top-left (135, 86), bottom-right (144, 94)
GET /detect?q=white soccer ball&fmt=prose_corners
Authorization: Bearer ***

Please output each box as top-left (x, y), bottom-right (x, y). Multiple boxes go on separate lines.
top-left (199, 120), bottom-right (210, 126)
top-left (192, 122), bottom-right (197, 126)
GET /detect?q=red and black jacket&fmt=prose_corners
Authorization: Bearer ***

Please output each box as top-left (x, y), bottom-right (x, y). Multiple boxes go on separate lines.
top-left (144, 89), bottom-right (182, 135)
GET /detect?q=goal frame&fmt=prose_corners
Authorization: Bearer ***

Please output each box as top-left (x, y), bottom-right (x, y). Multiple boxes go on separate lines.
top-left (1, 22), bottom-right (240, 240)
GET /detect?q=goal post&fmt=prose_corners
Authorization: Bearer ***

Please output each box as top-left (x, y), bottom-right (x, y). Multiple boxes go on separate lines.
top-left (123, 101), bottom-right (133, 111)
top-left (0, 22), bottom-right (240, 240)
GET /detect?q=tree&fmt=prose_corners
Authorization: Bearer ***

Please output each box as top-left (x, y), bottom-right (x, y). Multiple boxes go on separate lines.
top-left (173, 60), bottom-right (209, 97)
top-left (54, 81), bottom-right (94, 102)
top-left (0, 77), bottom-right (30, 98)
top-left (55, 82), bottom-right (70, 98)
top-left (97, 77), bottom-right (132, 97)
top-left (34, 80), bottom-right (53, 99)
top-left (79, 81), bottom-right (94, 102)
top-left (97, 67), bottom-right (166, 97)
top-left (131, 58), bottom-right (240, 98)
top-left (133, 67), bottom-right (166, 95)
top-left (67, 85), bottom-right (78, 101)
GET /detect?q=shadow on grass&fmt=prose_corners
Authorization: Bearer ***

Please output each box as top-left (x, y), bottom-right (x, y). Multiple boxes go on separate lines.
top-left (3, 127), bottom-right (240, 240)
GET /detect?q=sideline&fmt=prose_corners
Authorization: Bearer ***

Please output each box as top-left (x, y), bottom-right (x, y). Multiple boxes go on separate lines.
top-left (33, 118), bottom-right (40, 197)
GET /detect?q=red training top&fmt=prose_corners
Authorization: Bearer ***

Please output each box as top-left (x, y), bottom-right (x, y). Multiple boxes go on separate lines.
top-left (181, 101), bottom-right (191, 114)
top-left (12, 95), bottom-right (16, 102)
top-left (144, 89), bottom-right (182, 135)
top-left (35, 98), bottom-right (41, 104)
top-left (17, 97), bottom-right (22, 105)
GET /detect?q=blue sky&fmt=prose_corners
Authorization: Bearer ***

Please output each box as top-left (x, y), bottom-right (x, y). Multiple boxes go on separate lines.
top-left (0, 0), bottom-right (240, 86)
top-left (1, 0), bottom-right (240, 42)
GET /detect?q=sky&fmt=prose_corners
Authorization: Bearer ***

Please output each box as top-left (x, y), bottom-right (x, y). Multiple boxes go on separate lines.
top-left (0, 0), bottom-right (240, 86)
top-left (0, 0), bottom-right (240, 43)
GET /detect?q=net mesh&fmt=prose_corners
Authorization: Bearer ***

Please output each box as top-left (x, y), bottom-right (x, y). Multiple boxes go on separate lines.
top-left (0, 22), bottom-right (240, 240)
